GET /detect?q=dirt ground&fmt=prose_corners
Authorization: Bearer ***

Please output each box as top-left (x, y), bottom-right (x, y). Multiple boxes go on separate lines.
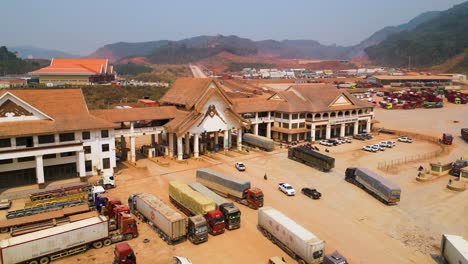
top-left (2, 103), bottom-right (467, 264)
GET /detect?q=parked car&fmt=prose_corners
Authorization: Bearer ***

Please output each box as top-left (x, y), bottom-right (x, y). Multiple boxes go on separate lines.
top-left (301, 188), bottom-right (321, 200)
top-left (353, 134), bottom-right (366, 140)
top-left (398, 136), bottom-right (413, 143)
top-left (278, 183), bottom-right (296, 196)
top-left (362, 145), bottom-right (377, 152)
top-left (343, 137), bottom-right (352, 143)
top-left (320, 140), bottom-right (333, 146)
top-left (235, 162), bottom-right (246, 171)
top-left (379, 141), bottom-right (389, 148)
top-left (373, 144), bottom-right (385, 151)
top-left (328, 139), bottom-right (339, 146)
top-left (364, 133), bottom-right (374, 139)
top-left (0, 199), bottom-right (12, 210)
top-left (377, 128), bottom-right (395, 134)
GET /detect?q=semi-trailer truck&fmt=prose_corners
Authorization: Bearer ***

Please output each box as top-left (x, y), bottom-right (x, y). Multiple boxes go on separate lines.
top-left (189, 182), bottom-right (241, 230)
top-left (196, 168), bottom-right (264, 209)
top-left (0, 215), bottom-right (138, 264)
top-left (440, 234), bottom-right (468, 264)
top-left (243, 133), bottom-right (275, 151)
top-left (258, 207), bottom-right (325, 264)
top-left (128, 193), bottom-right (207, 244)
top-left (288, 145), bottom-right (335, 172)
top-left (169, 181), bottom-right (225, 235)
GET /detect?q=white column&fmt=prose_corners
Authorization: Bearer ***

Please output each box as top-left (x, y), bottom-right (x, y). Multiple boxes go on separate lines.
top-left (36, 155), bottom-right (44, 184)
top-left (266, 122), bottom-right (271, 138)
top-left (214, 132), bottom-right (219, 145)
top-left (237, 128), bottom-right (242, 151)
top-left (340, 123), bottom-right (346, 137)
top-left (354, 121), bottom-right (359, 135)
top-left (288, 134), bottom-right (292, 142)
top-left (224, 130), bottom-right (229, 151)
top-left (168, 133), bottom-right (174, 157)
top-left (194, 134), bottom-right (199, 158)
top-left (77, 151), bottom-right (86, 177)
top-left (366, 119), bottom-right (371, 133)
top-left (325, 124), bottom-right (331, 139)
top-left (254, 124), bottom-right (258, 135)
top-left (130, 136), bottom-right (136, 163)
top-left (255, 112), bottom-right (259, 122)
top-left (311, 124), bottom-right (316, 142)
top-left (177, 136), bottom-right (183, 160)
top-left (185, 133), bottom-right (190, 155)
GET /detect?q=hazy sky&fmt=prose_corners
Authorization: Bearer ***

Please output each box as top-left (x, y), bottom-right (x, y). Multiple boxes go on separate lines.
top-left (2, 0), bottom-right (466, 55)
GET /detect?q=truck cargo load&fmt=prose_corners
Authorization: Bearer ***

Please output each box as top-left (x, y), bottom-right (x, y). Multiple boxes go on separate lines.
top-left (128, 193), bottom-right (187, 243)
top-left (197, 168), bottom-right (250, 198)
top-left (441, 234), bottom-right (468, 264)
top-left (288, 145), bottom-right (335, 172)
top-left (243, 133), bottom-right (274, 151)
top-left (258, 207), bottom-right (324, 264)
top-left (169, 182), bottom-right (216, 216)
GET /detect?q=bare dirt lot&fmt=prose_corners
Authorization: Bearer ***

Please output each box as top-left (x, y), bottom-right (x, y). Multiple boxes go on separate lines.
top-left (2, 103), bottom-right (466, 264)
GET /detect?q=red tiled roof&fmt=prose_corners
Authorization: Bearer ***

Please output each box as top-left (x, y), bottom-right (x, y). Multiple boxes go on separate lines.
top-left (91, 106), bottom-right (179, 123)
top-left (30, 58), bottom-right (111, 75)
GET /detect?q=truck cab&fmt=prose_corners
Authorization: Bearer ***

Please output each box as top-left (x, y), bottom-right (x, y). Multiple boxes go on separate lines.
top-left (113, 205), bottom-right (130, 227)
top-left (105, 200), bottom-right (123, 218)
top-left (205, 210), bottom-right (225, 235)
top-left (219, 203), bottom-right (241, 229)
top-left (118, 213), bottom-right (139, 239)
top-left (188, 215), bottom-right (208, 244)
top-left (100, 171), bottom-right (116, 189)
top-left (113, 243), bottom-right (136, 264)
top-left (246, 187), bottom-right (264, 208)
top-left (441, 133), bottom-right (453, 145)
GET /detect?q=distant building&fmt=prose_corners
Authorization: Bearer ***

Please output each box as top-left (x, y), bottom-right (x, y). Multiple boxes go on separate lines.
top-left (0, 78), bottom-right (27, 88)
top-left (368, 75), bottom-right (452, 85)
top-left (30, 58), bottom-right (115, 86)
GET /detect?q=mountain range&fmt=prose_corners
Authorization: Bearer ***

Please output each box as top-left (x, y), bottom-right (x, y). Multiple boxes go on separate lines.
top-left (7, 46), bottom-right (79, 60)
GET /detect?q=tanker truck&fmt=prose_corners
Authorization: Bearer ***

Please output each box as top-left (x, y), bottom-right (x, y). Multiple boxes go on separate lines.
top-left (189, 182), bottom-right (241, 230)
top-left (258, 207), bottom-right (325, 264)
top-left (169, 181), bottom-right (225, 235)
top-left (196, 168), bottom-right (264, 209)
top-left (128, 193), bottom-right (208, 244)
top-left (0, 215), bottom-right (138, 264)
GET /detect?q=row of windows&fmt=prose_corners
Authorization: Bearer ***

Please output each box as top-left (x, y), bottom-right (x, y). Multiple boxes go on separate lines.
top-left (0, 130), bottom-right (109, 149)
top-left (246, 109), bottom-right (372, 121)
top-left (277, 122), bottom-right (306, 129)
top-left (85, 158), bottom-right (111, 171)
top-left (0, 157), bottom-right (111, 171)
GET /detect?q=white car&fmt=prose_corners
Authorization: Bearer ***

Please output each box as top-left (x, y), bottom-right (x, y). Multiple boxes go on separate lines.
top-left (379, 141), bottom-right (389, 148)
top-left (278, 183), bottom-right (296, 196)
top-left (0, 199), bottom-right (12, 210)
top-left (173, 256), bottom-right (192, 264)
top-left (386, 141), bottom-right (396, 147)
top-left (235, 162), bottom-right (246, 171)
top-left (398, 137), bottom-right (413, 143)
top-left (320, 140), bottom-right (333, 146)
top-left (362, 145), bottom-right (377, 152)
top-left (373, 144), bottom-right (385, 151)
top-left (343, 137), bottom-right (352, 143)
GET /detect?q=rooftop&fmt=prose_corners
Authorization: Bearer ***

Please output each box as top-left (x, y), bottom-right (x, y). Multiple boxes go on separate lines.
top-left (30, 58), bottom-right (112, 76)
top-left (372, 75), bottom-right (452, 81)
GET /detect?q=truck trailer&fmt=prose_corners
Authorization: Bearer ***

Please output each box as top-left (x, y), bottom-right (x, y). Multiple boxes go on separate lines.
top-left (0, 215), bottom-right (138, 264)
top-left (441, 234), bottom-right (468, 264)
top-left (196, 168), bottom-right (264, 209)
top-left (128, 193), bottom-right (189, 244)
top-left (189, 182), bottom-right (241, 230)
top-left (345, 167), bottom-right (401, 205)
top-left (169, 181), bottom-right (225, 235)
top-left (243, 133), bottom-right (274, 151)
top-left (258, 207), bottom-right (325, 264)
top-left (288, 145), bottom-right (335, 172)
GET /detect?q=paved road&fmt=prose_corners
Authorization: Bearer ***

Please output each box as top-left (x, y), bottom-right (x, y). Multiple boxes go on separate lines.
top-left (189, 64), bottom-right (207, 78)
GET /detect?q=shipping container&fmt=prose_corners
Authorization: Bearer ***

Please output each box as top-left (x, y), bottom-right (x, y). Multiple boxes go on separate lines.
top-left (196, 168), bottom-right (250, 198)
top-left (258, 207), bottom-right (325, 264)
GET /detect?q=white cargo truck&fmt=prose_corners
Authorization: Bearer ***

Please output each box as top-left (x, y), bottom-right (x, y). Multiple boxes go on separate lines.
top-left (441, 234), bottom-right (468, 264)
top-left (258, 207), bottom-right (325, 264)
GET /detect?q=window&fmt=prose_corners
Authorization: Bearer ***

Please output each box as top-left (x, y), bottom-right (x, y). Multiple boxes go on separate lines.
top-left (44, 154), bottom-right (56, 159)
top-left (102, 158), bottom-right (110, 169)
top-left (299, 113), bottom-right (306, 119)
top-left (102, 144), bottom-right (110, 152)
top-left (38, 134), bottom-right (55, 144)
top-left (84, 146), bottom-right (91, 154)
top-left (0, 159), bottom-right (13, 165)
top-left (292, 114), bottom-right (299, 120)
top-left (82, 131), bottom-right (91, 140)
top-left (292, 123), bottom-right (298, 129)
top-left (282, 123), bottom-right (288, 128)
top-left (0, 138), bottom-right (11, 148)
top-left (101, 130), bottom-right (109, 138)
top-left (18, 156), bottom-right (35, 162)
top-left (299, 123), bottom-right (305, 128)
top-left (275, 112), bottom-right (281, 118)
top-left (59, 133), bottom-right (75, 142)
top-left (60, 152), bottom-right (76, 157)
top-left (85, 160), bottom-right (92, 172)
top-left (314, 113), bottom-right (321, 119)
top-left (283, 113), bottom-right (289, 119)
top-left (16, 136), bottom-right (33, 147)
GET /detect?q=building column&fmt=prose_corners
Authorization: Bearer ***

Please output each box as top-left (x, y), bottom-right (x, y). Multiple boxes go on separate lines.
top-left (224, 130), bottom-right (229, 151)
top-left (253, 124), bottom-right (258, 135)
top-left (36, 155), bottom-right (44, 185)
top-left (354, 121), bottom-right (359, 135)
top-left (214, 132), bottom-right (219, 145)
top-left (325, 124), bottom-right (331, 139)
top-left (228, 130), bottom-right (232, 149)
top-left (340, 123), bottom-right (346, 137)
top-left (168, 133), bottom-right (174, 157)
top-left (288, 134), bottom-right (292, 143)
top-left (194, 133), bottom-right (199, 158)
top-left (185, 133), bottom-right (190, 155)
top-left (237, 128), bottom-right (242, 151)
top-left (77, 150), bottom-right (86, 177)
top-left (366, 119), bottom-right (371, 133)
top-left (130, 136), bottom-right (136, 163)
top-left (177, 136), bottom-right (183, 160)
top-left (311, 124), bottom-right (316, 142)
top-left (266, 122), bottom-right (271, 138)
top-left (151, 134), bottom-right (156, 147)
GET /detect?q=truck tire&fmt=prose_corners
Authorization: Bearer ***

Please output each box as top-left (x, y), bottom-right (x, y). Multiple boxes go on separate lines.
top-left (92, 241), bottom-right (103, 249)
top-left (103, 238), bottom-right (112, 246)
top-left (1, 227), bottom-right (9, 233)
top-left (298, 259), bottom-right (306, 264)
top-left (125, 233), bottom-right (133, 240)
top-left (39, 256), bottom-right (50, 264)
top-left (29, 260), bottom-right (39, 264)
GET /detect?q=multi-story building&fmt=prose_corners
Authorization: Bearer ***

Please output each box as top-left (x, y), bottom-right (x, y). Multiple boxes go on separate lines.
top-left (0, 89), bottom-right (117, 188)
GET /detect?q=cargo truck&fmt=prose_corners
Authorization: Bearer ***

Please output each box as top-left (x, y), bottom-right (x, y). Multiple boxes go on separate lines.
top-left (440, 133), bottom-right (453, 145)
top-left (29, 183), bottom-right (92, 201)
top-left (345, 167), bottom-right (401, 205)
top-left (462, 128), bottom-right (468, 142)
top-left (288, 145), bottom-right (335, 172)
top-left (169, 181), bottom-right (225, 235)
top-left (258, 207), bottom-right (325, 264)
top-left (189, 182), bottom-right (241, 230)
top-left (196, 168), bottom-right (264, 209)
top-left (113, 243), bottom-right (136, 264)
top-left (440, 234), bottom-right (468, 264)
top-left (243, 133), bottom-right (274, 151)
top-left (128, 193), bottom-right (205, 244)
top-left (0, 215), bottom-right (138, 264)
